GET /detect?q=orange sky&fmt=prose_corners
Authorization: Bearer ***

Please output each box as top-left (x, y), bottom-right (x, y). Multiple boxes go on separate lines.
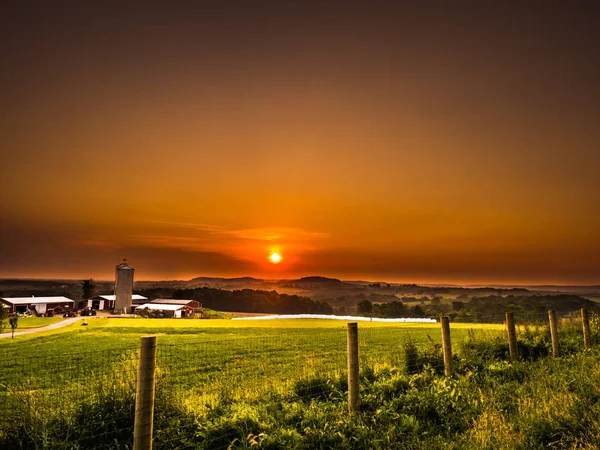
top-left (1, 2), bottom-right (599, 284)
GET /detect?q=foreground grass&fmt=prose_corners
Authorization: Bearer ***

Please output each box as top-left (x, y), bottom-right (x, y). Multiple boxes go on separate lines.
top-left (182, 350), bottom-right (600, 450)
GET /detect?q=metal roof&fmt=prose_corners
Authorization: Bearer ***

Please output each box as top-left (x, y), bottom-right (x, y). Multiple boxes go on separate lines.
top-left (93, 295), bottom-right (147, 301)
top-left (1, 296), bottom-right (75, 305)
top-left (150, 299), bottom-right (198, 305)
top-left (135, 303), bottom-right (185, 311)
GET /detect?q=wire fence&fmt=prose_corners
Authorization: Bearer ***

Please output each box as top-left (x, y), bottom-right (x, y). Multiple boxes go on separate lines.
top-left (0, 345), bottom-right (140, 449)
top-left (0, 309), bottom-right (596, 449)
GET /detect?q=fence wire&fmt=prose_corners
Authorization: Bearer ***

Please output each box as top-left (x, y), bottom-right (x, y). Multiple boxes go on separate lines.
top-left (0, 345), bottom-right (139, 449)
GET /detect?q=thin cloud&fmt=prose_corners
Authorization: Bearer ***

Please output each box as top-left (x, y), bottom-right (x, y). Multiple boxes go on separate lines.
top-left (142, 221), bottom-right (330, 243)
top-left (222, 227), bottom-right (330, 242)
top-left (146, 220), bottom-right (230, 232)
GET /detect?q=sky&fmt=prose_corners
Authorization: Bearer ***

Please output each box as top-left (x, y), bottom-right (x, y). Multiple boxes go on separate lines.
top-left (1, 1), bottom-right (599, 284)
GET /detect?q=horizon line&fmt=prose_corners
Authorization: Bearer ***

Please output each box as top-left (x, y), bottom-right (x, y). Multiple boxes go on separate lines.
top-left (0, 275), bottom-right (598, 289)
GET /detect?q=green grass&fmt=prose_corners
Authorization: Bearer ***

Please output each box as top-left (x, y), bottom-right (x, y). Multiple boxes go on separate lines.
top-left (0, 317), bottom-right (503, 352)
top-left (5, 317), bottom-right (65, 330)
top-left (1, 317), bottom-right (595, 449)
top-left (0, 318), bottom-right (503, 394)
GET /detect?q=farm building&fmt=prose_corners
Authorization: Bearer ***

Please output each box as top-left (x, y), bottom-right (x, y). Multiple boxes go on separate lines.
top-left (131, 295), bottom-right (151, 306)
top-left (135, 303), bottom-right (191, 318)
top-left (87, 294), bottom-right (148, 310)
top-left (150, 299), bottom-right (202, 313)
top-left (0, 296), bottom-right (75, 315)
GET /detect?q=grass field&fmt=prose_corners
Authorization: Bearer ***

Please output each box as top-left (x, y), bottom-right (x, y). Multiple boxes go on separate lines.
top-left (0, 318), bottom-right (505, 391)
top-left (3, 316), bottom-right (65, 330)
top-left (1, 317), bottom-right (595, 449)
top-left (0, 317), bottom-right (504, 356)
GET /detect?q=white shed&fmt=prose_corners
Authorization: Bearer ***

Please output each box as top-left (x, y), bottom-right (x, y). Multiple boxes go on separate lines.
top-left (135, 303), bottom-right (187, 318)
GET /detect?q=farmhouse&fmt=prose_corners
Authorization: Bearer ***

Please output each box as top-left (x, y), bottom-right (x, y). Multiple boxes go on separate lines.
top-left (135, 302), bottom-right (191, 318)
top-left (87, 294), bottom-right (148, 310)
top-left (0, 296), bottom-right (75, 315)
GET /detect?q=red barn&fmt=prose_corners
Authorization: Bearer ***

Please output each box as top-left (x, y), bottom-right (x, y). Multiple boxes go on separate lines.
top-left (1, 296), bottom-right (75, 315)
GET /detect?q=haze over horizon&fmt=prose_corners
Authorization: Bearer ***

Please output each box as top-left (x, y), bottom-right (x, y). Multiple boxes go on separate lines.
top-left (2, 1), bottom-right (599, 285)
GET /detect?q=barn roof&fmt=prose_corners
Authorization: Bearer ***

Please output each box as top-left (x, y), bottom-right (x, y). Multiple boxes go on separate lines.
top-left (135, 303), bottom-right (185, 311)
top-left (150, 299), bottom-right (198, 306)
top-left (1, 296), bottom-right (75, 305)
top-left (92, 295), bottom-right (147, 301)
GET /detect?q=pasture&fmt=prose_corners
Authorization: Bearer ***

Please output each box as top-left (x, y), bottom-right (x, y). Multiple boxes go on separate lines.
top-left (0, 318), bottom-right (504, 391)
top-left (0, 317), bottom-right (505, 363)
top-left (3, 317), bottom-right (597, 449)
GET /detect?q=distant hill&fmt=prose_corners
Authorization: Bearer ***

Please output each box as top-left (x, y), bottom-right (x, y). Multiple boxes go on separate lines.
top-left (189, 276), bottom-right (262, 283)
top-left (295, 276), bottom-right (343, 284)
top-left (3, 277), bottom-right (598, 316)
top-left (188, 275), bottom-right (343, 285)
top-left (523, 286), bottom-right (600, 295)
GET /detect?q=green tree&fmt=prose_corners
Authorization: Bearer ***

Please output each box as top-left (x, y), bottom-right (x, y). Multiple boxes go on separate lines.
top-left (9, 316), bottom-right (18, 339)
top-left (357, 299), bottom-right (373, 315)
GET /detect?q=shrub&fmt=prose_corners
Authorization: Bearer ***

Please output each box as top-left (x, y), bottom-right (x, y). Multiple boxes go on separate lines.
top-left (403, 339), bottom-right (444, 375)
top-left (293, 378), bottom-right (337, 402)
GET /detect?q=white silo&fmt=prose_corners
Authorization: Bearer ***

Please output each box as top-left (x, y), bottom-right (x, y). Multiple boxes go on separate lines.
top-left (113, 260), bottom-right (134, 314)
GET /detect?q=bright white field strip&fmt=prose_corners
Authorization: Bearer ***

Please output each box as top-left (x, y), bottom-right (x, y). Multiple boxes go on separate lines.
top-left (232, 314), bottom-right (437, 323)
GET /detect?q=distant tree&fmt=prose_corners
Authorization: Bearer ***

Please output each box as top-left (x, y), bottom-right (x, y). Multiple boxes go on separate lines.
top-left (9, 316), bottom-right (18, 339)
top-left (452, 301), bottom-right (464, 311)
top-left (385, 301), bottom-right (407, 318)
top-left (357, 299), bottom-right (373, 315)
top-left (81, 279), bottom-right (96, 300)
top-left (411, 305), bottom-right (425, 317)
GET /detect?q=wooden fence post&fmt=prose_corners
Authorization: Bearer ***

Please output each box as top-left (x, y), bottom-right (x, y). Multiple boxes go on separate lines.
top-left (548, 310), bottom-right (560, 357)
top-left (581, 308), bottom-right (592, 349)
top-left (440, 316), bottom-right (453, 377)
top-left (134, 336), bottom-right (157, 450)
top-left (347, 323), bottom-right (360, 412)
top-left (505, 312), bottom-right (518, 362)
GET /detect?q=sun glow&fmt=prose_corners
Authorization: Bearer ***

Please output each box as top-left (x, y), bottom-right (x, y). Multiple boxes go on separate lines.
top-left (269, 252), bottom-right (282, 264)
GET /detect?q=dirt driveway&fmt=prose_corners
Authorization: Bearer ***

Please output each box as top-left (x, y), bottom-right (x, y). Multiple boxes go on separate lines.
top-left (0, 317), bottom-right (83, 339)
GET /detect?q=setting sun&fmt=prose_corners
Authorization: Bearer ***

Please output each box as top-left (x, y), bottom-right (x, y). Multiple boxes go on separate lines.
top-left (269, 252), bottom-right (282, 264)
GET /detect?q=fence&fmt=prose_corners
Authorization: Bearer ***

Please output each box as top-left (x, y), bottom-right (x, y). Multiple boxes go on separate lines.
top-left (0, 309), bottom-right (596, 449)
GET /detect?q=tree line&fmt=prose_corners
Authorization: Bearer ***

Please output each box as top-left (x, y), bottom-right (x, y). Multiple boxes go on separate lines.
top-left (353, 293), bottom-right (600, 322)
top-left (138, 287), bottom-right (334, 315)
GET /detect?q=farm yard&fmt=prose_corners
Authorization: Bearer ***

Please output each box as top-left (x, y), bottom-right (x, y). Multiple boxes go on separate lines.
top-left (1, 315), bottom-right (600, 449)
